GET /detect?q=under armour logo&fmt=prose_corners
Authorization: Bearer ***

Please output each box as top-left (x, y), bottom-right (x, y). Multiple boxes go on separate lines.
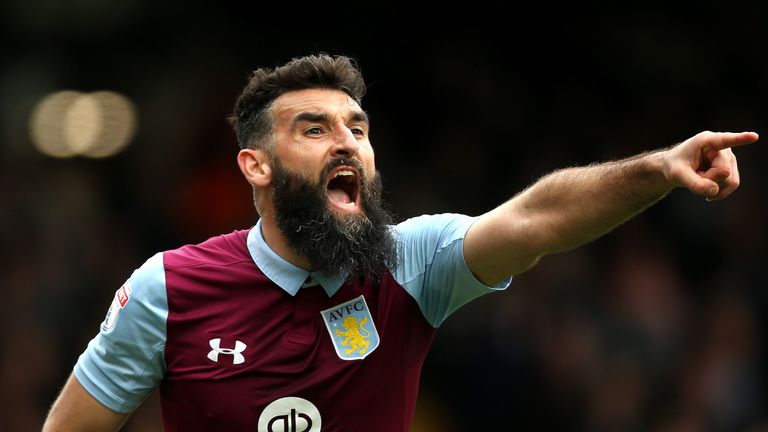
top-left (207, 338), bottom-right (247, 365)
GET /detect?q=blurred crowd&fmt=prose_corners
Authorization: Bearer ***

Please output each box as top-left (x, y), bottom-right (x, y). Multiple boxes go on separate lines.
top-left (2, 2), bottom-right (767, 431)
top-left (418, 196), bottom-right (768, 431)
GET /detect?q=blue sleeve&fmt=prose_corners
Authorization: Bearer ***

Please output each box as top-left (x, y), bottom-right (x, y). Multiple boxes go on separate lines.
top-left (73, 252), bottom-right (168, 413)
top-left (391, 213), bottom-right (512, 328)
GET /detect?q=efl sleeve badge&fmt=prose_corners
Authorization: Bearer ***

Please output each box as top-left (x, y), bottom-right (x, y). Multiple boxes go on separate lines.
top-left (101, 282), bottom-right (132, 332)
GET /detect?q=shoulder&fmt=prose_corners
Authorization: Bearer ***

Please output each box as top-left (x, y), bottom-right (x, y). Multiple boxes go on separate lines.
top-left (164, 229), bottom-right (252, 270)
top-left (390, 213), bottom-right (477, 270)
top-left (393, 213), bottom-right (477, 242)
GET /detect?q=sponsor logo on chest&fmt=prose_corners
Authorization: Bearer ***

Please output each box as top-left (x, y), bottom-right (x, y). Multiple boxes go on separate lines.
top-left (258, 397), bottom-right (321, 432)
top-left (320, 295), bottom-right (380, 360)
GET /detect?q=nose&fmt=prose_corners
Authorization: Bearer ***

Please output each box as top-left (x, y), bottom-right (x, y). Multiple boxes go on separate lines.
top-left (330, 125), bottom-right (360, 159)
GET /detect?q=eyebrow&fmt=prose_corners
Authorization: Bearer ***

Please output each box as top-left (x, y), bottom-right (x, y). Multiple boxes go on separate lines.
top-left (292, 110), bottom-right (370, 128)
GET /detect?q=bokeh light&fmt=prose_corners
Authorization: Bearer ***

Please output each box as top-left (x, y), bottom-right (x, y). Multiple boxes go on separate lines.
top-left (29, 90), bottom-right (137, 158)
top-left (29, 90), bottom-right (80, 158)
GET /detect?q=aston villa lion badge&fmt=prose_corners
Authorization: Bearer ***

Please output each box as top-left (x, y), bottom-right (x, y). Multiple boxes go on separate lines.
top-left (321, 295), bottom-right (380, 360)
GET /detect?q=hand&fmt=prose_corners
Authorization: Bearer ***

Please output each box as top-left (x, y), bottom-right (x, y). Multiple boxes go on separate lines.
top-left (662, 131), bottom-right (758, 200)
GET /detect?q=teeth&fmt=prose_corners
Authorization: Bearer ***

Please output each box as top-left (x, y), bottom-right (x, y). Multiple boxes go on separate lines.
top-left (334, 170), bottom-right (354, 178)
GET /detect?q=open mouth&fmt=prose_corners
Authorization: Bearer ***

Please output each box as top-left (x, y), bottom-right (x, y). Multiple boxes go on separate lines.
top-left (326, 166), bottom-right (361, 212)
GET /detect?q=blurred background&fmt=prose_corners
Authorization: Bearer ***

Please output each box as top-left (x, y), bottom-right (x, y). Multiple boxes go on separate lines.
top-left (2, 1), bottom-right (767, 431)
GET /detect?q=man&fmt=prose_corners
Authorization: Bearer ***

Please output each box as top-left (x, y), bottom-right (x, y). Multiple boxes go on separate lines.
top-left (43, 54), bottom-right (758, 431)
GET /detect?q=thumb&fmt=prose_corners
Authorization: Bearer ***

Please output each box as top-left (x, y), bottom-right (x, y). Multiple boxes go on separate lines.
top-left (671, 164), bottom-right (720, 197)
top-left (699, 165), bottom-right (731, 184)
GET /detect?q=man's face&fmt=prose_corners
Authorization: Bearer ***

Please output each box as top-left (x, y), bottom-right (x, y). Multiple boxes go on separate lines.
top-left (269, 88), bottom-right (376, 218)
top-left (267, 88), bottom-right (397, 278)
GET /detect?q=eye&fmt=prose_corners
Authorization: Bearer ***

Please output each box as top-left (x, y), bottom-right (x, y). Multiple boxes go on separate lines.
top-left (350, 127), bottom-right (366, 137)
top-left (305, 126), bottom-right (323, 135)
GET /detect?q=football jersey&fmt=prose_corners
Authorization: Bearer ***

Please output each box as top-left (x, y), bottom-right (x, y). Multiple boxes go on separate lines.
top-left (74, 213), bottom-right (511, 431)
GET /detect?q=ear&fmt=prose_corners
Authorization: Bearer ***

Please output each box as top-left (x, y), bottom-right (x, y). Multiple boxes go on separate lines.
top-left (237, 148), bottom-right (272, 188)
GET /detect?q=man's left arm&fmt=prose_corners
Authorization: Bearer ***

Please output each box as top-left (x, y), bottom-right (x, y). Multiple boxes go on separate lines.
top-left (464, 131), bottom-right (759, 286)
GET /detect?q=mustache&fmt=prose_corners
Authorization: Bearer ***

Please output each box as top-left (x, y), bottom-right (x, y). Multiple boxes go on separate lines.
top-left (320, 158), bottom-right (365, 181)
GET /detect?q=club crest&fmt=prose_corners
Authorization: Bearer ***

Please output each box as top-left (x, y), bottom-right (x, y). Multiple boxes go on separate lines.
top-left (320, 295), bottom-right (379, 360)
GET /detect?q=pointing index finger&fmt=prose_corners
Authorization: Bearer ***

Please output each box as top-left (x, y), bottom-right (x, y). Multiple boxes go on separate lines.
top-left (706, 131), bottom-right (759, 151)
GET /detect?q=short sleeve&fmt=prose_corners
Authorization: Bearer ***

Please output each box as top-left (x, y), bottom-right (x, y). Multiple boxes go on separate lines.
top-left (74, 252), bottom-right (168, 413)
top-left (391, 213), bottom-right (512, 327)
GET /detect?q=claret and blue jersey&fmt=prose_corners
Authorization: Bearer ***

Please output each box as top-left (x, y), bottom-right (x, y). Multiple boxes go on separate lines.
top-left (74, 213), bottom-right (511, 431)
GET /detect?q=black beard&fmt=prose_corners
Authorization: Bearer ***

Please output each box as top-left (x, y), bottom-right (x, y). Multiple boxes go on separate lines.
top-left (271, 158), bottom-right (398, 280)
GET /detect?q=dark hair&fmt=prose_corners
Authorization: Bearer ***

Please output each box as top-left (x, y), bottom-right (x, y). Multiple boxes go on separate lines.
top-left (229, 54), bottom-right (367, 150)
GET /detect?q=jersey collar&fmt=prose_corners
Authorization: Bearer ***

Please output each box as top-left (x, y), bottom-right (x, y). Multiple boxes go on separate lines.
top-left (246, 220), bottom-right (347, 297)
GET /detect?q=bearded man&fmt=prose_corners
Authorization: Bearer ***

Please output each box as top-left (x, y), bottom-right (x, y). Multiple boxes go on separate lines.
top-left (43, 54), bottom-right (758, 432)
